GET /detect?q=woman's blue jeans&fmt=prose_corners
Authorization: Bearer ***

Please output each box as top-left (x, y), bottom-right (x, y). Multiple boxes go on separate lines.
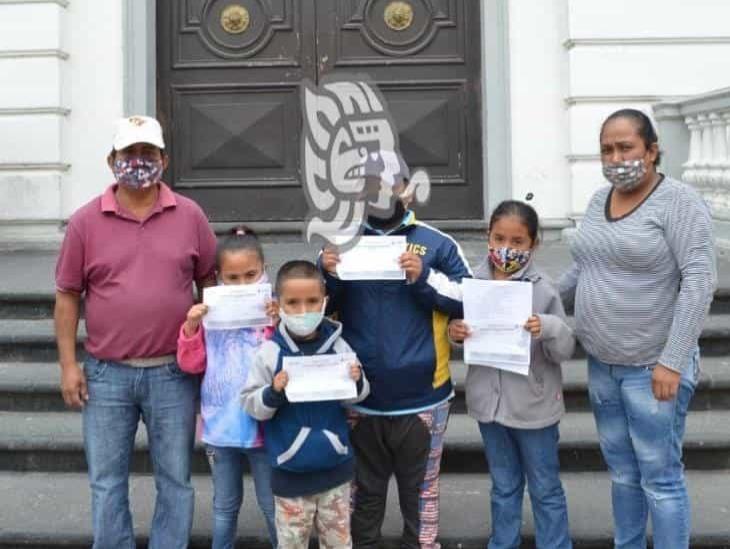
top-left (587, 351), bottom-right (699, 549)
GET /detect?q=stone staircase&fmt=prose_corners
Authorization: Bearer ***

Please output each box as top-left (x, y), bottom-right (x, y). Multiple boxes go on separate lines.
top-left (0, 237), bottom-right (729, 548)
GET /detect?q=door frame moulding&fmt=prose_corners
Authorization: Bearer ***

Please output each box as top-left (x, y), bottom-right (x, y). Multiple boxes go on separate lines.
top-left (481, 0), bottom-right (512, 218)
top-left (123, 0), bottom-right (156, 116)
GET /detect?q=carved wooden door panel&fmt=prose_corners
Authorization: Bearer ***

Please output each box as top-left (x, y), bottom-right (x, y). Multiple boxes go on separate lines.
top-left (157, 0), bottom-right (316, 221)
top-left (316, 0), bottom-right (483, 219)
top-left (157, 0), bottom-right (482, 221)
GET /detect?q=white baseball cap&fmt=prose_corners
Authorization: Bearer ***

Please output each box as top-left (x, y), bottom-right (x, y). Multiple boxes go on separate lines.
top-left (112, 115), bottom-right (165, 151)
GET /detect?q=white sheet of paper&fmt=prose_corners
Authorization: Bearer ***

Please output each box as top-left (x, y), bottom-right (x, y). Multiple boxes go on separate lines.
top-left (283, 353), bottom-right (358, 403)
top-left (462, 279), bottom-right (533, 375)
top-left (202, 284), bottom-right (272, 330)
top-left (336, 236), bottom-right (407, 280)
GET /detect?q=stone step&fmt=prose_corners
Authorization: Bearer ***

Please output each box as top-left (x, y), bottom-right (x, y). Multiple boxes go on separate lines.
top-left (0, 471), bottom-right (727, 549)
top-left (3, 240), bottom-right (730, 318)
top-left (439, 409), bottom-right (730, 473)
top-left (0, 319), bottom-right (86, 362)
top-left (449, 313), bottom-right (730, 361)
top-left (2, 316), bottom-right (730, 362)
top-left (2, 289), bottom-right (730, 319)
top-left (0, 292), bottom-right (84, 320)
top-left (0, 362), bottom-right (65, 412)
top-left (449, 356), bottom-right (730, 413)
top-left (3, 358), bottom-right (729, 414)
top-left (1, 410), bottom-right (728, 475)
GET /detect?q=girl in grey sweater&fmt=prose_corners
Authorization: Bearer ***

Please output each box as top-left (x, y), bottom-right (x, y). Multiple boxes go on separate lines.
top-left (449, 201), bottom-right (574, 549)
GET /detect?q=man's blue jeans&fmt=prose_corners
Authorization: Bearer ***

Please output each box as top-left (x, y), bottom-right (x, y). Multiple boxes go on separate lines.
top-left (205, 445), bottom-right (277, 548)
top-left (82, 357), bottom-right (198, 549)
top-left (587, 351), bottom-right (699, 549)
top-left (478, 421), bottom-right (572, 549)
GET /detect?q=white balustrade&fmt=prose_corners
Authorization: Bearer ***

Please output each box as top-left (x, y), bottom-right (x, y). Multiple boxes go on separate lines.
top-left (682, 116), bottom-right (701, 185)
top-left (723, 112), bottom-right (730, 214)
top-left (658, 87), bottom-right (730, 250)
top-left (680, 107), bottom-right (730, 220)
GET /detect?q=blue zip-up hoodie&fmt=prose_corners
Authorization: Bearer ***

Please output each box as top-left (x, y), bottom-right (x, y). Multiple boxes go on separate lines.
top-left (241, 318), bottom-right (369, 497)
top-left (320, 213), bottom-right (472, 413)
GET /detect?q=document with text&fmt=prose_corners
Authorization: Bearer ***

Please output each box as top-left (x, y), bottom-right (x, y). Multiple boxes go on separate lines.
top-left (336, 236), bottom-right (407, 280)
top-left (202, 284), bottom-right (272, 330)
top-left (462, 278), bottom-right (533, 376)
top-left (283, 353), bottom-right (358, 402)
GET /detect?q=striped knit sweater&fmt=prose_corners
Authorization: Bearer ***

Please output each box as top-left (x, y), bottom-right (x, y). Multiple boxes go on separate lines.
top-left (559, 176), bottom-right (716, 372)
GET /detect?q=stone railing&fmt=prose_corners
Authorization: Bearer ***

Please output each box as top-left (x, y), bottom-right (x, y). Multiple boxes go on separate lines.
top-left (654, 87), bottom-right (730, 250)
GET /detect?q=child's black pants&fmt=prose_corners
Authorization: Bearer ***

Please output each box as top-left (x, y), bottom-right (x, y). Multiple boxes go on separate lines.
top-left (350, 413), bottom-right (431, 549)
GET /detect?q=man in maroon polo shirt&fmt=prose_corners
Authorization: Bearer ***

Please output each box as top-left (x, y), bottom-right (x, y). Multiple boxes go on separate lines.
top-left (54, 116), bottom-right (217, 549)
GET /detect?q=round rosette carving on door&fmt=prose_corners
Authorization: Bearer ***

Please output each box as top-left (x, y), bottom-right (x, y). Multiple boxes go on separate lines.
top-left (384, 1), bottom-right (414, 31)
top-left (361, 0), bottom-right (439, 56)
top-left (199, 0), bottom-right (276, 58)
top-left (221, 4), bottom-right (250, 34)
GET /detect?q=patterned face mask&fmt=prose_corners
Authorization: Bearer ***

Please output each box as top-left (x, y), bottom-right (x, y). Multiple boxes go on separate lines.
top-left (602, 159), bottom-right (646, 193)
top-left (489, 247), bottom-right (532, 274)
top-left (113, 156), bottom-right (163, 189)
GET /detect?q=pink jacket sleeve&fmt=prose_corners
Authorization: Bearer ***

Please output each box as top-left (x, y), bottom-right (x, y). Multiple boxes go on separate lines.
top-left (177, 324), bottom-right (207, 374)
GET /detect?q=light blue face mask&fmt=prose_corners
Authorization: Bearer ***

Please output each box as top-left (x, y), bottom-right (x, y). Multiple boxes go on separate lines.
top-left (279, 299), bottom-right (327, 337)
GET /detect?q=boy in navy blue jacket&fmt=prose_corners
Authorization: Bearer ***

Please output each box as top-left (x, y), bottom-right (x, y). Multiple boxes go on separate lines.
top-left (319, 152), bottom-right (472, 549)
top-left (242, 260), bottom-right (369, 549)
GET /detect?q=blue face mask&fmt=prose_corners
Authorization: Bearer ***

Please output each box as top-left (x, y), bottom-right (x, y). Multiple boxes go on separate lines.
top-left (279, 299), bottom-right (327, 337)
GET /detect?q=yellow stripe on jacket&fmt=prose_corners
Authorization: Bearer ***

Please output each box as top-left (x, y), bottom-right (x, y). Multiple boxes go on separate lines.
top-left (432, 310), bottom-right (451, 388)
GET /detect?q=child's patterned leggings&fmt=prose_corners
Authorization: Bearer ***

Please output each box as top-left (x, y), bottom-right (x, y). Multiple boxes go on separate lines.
top-left (275, 482), bottom-right (352, 549)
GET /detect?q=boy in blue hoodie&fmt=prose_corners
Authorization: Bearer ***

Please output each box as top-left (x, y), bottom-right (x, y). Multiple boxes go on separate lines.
top-left (319, 151), bottom-right (472, 549)
top-left (242, 260), bottom-right (369, 549)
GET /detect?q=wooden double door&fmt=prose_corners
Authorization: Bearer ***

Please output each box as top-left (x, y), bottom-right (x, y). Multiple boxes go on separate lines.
top-left (157, 0), bottom-right (483, 221)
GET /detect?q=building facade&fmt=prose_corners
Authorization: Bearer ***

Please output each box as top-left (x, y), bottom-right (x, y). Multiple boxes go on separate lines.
top-left (1, 0), bottom-right (730, 246)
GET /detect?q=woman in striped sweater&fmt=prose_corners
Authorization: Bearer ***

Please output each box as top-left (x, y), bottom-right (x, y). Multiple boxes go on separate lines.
top-left (559, 109), bottom-right (716, 549)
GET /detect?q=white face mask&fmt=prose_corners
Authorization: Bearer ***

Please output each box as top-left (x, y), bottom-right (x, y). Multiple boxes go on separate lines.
top-left (279, 298), bottom-right (327, 338)
top-left (602, 159), bottom-right (647, 192)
